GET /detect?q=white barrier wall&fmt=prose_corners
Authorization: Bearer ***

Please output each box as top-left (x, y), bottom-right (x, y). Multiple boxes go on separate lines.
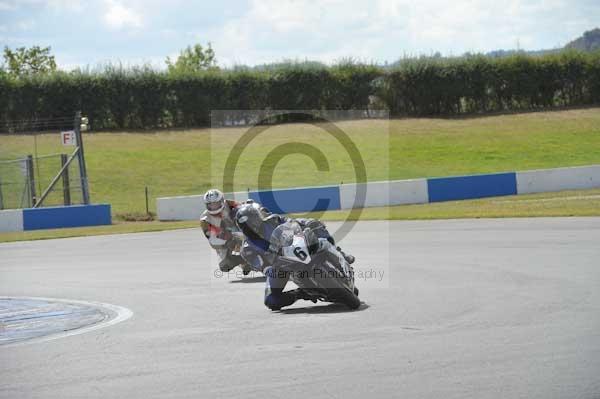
top-left (339, 179), bottom-right (429, 209)
top-left (516, 165), bottom-right (600, 194)
top-left (156, 195), bottom-right (204, 221)
top-left (0, 209), bottom-right (24, 233)
top-left (156, 191), bottom-right (249, 221)
top-left (156, 165), bottom-right (600, 221)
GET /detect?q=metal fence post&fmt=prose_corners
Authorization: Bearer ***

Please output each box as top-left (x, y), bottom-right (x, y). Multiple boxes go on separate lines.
top-left (61, 153), bottom-right (71, 206)
top-left (0, 176), bottom-right (4, 210)
top-left (26, 154), bottom-right (37, 207)
top-left (74, 111), bottom-right (91, 204)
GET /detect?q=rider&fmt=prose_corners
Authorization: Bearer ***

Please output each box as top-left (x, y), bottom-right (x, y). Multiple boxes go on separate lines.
top-left (235, 202), bottom-right (355, 310)
top-left (200, 189), bottom-right (249, 273)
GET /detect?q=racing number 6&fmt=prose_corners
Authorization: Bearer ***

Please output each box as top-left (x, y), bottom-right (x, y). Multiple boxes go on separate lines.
top-left (293, 247), bottom-right (308, 261)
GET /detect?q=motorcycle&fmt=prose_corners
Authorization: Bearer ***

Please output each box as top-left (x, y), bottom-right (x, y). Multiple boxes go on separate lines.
top-left (221, 228), bottom-right (264, 274)
top-left (269, 220), bottom-right (361, 310)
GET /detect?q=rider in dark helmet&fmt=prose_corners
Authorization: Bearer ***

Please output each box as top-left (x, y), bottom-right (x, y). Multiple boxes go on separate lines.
top-left (235, 202), bottom-right (283, 267)
top-left (235, 202), bottom-right (355, 310)
top-left (235, 202), bottom-right (272, 246)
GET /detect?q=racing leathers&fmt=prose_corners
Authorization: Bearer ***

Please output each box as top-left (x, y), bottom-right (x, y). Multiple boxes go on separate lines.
top-left (200, 199), bottom-right (247, 272)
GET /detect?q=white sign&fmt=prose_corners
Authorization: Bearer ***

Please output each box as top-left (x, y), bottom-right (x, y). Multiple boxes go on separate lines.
top-left (61, 130), bottom-right (77, 146)
top-left (20, 159), bottom-right (28, 177)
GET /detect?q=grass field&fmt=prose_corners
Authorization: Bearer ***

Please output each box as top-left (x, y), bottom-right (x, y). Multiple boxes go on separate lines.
top-left (1, 188), bottom-right (598, 243)
top-left (1, 107), bottom-right (599, 215)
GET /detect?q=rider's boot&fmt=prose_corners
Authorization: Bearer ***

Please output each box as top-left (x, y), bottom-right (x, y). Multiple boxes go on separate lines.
top-left (241, 263), bottom-right (252, 276)
top-left (219, 254), bottom-right (242, 272)
top-left (292, 289), bottom-right (317, 303)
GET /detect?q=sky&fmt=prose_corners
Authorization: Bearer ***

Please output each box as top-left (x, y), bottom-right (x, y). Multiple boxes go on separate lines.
top-left (0, 0), bottom-right (598, 69)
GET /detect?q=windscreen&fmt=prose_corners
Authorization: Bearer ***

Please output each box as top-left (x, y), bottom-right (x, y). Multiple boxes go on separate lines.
top-left (270, 221), bottom-right (302, 252)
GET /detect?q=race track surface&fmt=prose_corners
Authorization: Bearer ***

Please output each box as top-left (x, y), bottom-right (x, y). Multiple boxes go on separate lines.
top-left (1, 218), bottom-right (599, 398)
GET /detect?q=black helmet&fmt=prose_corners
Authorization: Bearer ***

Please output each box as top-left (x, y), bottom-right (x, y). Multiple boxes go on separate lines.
top-left (235, 202), bottom-right (269, 240)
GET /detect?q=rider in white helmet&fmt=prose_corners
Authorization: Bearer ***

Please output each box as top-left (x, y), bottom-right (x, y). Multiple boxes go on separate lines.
top-left (200, 189), bottom-right (249, 273)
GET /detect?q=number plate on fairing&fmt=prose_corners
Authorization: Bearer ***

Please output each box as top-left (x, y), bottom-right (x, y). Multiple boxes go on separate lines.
top-left (281, 235), bottom-right (311, 264)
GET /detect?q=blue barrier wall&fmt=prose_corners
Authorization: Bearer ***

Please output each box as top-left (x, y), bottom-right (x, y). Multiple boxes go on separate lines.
top-left (249, 186), bottom-right (341, 214)
top-left (23, 204), bottom-right (112, 231)
top-left (427, 172), bottom-right (517, 202)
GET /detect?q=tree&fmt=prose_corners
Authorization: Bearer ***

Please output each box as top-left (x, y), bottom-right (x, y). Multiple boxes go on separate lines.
top-left (165, 42), bottom-right (217, 73)
top-left (565, 28), bottom-right (600, 52)
top-left (3, 45), bottom-right (57, 77)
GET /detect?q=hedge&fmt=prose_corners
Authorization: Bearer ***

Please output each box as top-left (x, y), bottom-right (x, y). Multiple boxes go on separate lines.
top-left (1, 51), bottom-right (599, 131)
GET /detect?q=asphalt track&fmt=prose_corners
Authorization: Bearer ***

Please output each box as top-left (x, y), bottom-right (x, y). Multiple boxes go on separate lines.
top-left (1, 218), bottom-right (599, 398)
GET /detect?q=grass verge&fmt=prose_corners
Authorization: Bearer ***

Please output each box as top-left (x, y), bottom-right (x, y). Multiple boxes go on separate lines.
top-left (0, 220), bottom-right (198, 243)
top-left (1, 108), bottom-right (599, 214)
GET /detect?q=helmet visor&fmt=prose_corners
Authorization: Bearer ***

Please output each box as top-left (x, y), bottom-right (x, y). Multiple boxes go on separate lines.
top-left (206, 201), bottom-right (223, 212)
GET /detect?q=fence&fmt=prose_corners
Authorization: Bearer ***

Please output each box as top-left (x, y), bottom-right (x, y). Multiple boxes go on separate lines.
top-left (0, 152), bottom-right (83, 210)
top-left (0, 113), bottom-right (91, 210)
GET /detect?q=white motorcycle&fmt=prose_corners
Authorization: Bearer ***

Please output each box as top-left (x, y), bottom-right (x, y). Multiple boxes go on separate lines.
top-left (270, 220), bottom-right (361, 309)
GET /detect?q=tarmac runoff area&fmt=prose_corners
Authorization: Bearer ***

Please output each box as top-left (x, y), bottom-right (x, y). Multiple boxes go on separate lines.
top-left (0, 218), bottom-right (599, 399)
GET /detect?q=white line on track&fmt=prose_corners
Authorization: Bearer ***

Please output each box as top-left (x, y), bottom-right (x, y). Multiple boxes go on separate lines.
top-left (0, 296), bottom-right (133, 348)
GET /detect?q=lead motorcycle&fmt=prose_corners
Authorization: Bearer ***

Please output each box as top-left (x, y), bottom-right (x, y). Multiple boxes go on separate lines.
top-left (269, 220), bottom-right (361, 310)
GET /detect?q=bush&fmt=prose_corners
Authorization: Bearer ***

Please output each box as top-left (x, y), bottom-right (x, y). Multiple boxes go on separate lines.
top-left (1, 51), bottom-right (599, 130)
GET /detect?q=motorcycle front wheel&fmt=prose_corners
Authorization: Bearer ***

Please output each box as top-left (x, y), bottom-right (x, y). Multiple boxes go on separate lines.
top-left (314, 263), bottom-right (361, 310)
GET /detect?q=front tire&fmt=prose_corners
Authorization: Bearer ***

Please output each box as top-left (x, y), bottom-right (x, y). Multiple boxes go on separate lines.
top-left (315, 263), bottom-right (361, 310)
top-left (337, 284), bottom-right (361, 310)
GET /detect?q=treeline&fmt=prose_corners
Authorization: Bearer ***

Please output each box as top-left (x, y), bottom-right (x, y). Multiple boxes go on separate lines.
top-left (1, 51), bottom-right (599, 130)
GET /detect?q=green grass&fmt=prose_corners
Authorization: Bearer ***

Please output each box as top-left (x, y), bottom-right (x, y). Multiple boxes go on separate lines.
top-left (0, 220), bottom-right (199, 243)
top-left (1, 188), bottom-right (598, 243)
top-left (1, 107), bottom-right (599, 215)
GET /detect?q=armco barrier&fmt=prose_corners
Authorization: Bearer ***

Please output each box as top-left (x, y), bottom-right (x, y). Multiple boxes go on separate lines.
top-left (427, 172), bottom-right (517, 202)
top-left (339, 179), bottom-right (429, 209)
top-left (156, 191), bottom-right (248, 221)
top-left (0, 204), bottom-right (111, 233)
top-left (156, 164), bottom-right (600, 221)
top-left (250, 186), bottom-right (340, 214)
top-left (0, 209), bottom-right (24, 233)
top-left (516, 165), bottom-right (600, 194)
top-left (23, 204), bottom-right (112, 230)
top-left (156, 194), bottom-right (205, 221)
top-left (157, 187), bottom-right (340, 221)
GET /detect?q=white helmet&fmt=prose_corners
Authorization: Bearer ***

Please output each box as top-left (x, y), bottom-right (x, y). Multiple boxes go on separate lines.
top-left (203, 189), bottom-right (225, 215)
